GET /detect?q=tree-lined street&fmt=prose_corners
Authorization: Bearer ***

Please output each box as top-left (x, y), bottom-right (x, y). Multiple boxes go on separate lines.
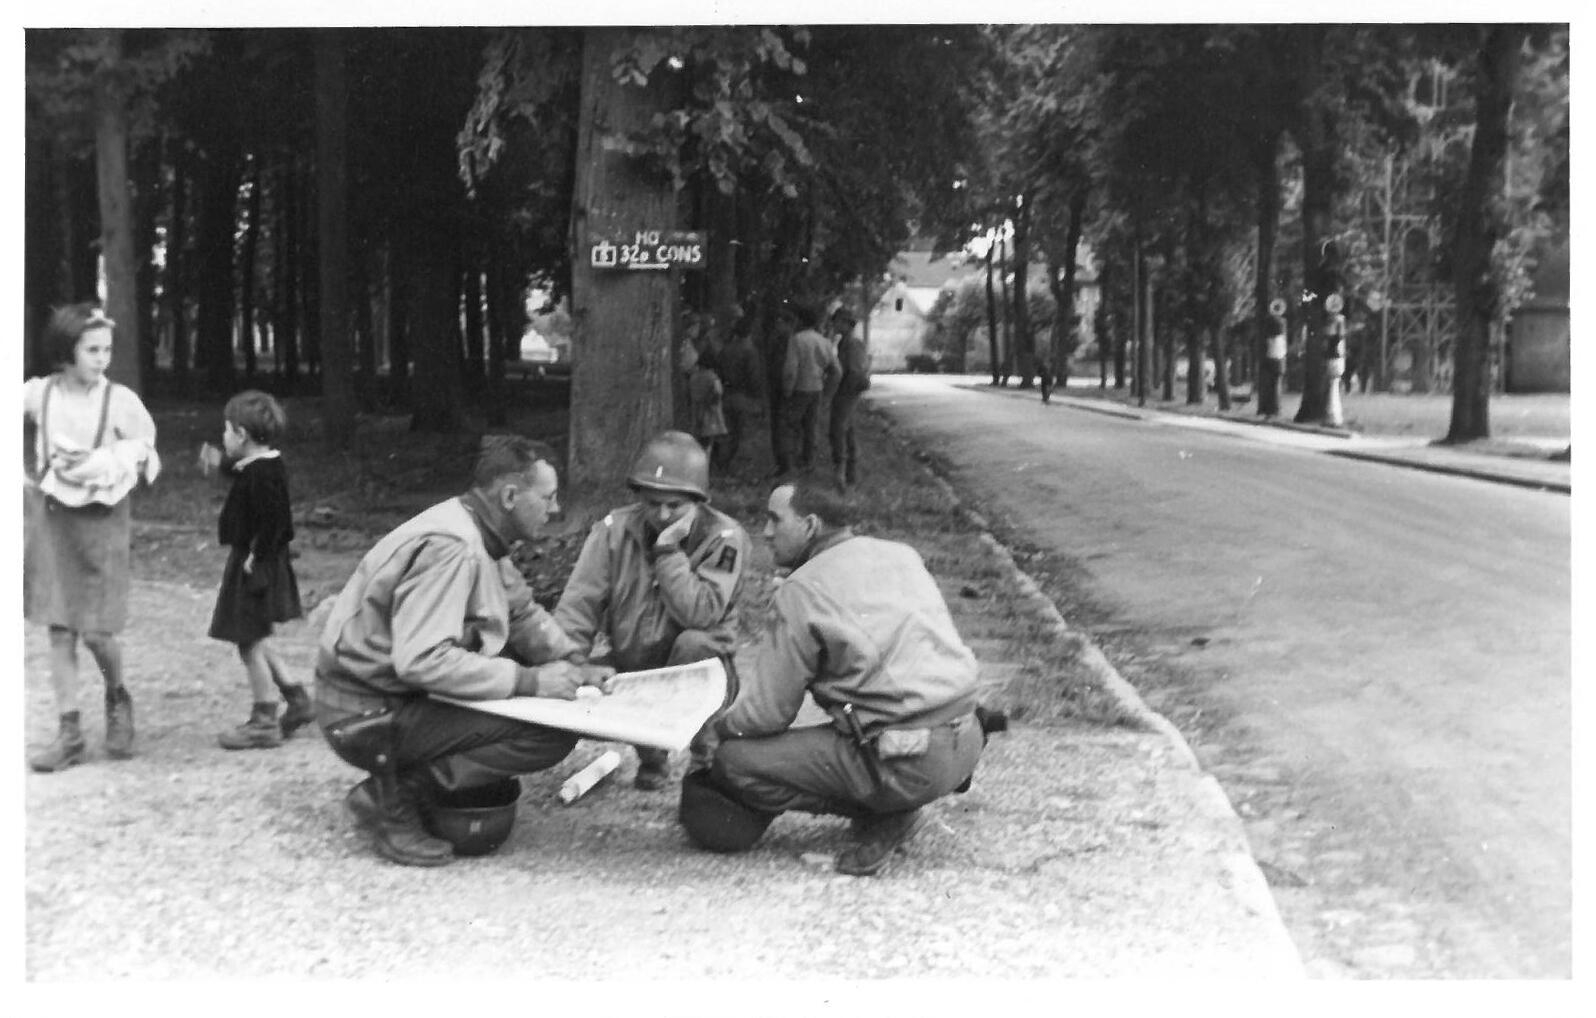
top-left (870, 374), bottom-right (1569, 977)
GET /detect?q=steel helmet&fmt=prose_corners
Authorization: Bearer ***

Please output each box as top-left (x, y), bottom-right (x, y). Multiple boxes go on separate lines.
top-left (679, 770), bottom-right (775, 853)
top-left (627, 430), bottom-right (710, 500)
top-left (422, 778), bottom-right (521, 857)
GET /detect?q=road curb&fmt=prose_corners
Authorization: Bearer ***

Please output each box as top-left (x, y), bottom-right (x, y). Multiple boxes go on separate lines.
top-left (910, 463), bottom-right (1305, 977)
top-left (1326, 448), bottom-right (1572, 494)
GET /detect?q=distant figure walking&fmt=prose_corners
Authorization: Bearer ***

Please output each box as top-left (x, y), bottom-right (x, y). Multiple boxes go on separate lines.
top-left (827, 305), bottom-right (870, 489)
top-left (688, 348), bottom-right (729, 466)
top-left (779, 303), bottom-right (839, 476)
top-left (715, 317), bottom-right (764, 473)
top-left (1323, 294), bottom-right (1347, 427)
top-left (1258, 299), bottom-right (1288, 417)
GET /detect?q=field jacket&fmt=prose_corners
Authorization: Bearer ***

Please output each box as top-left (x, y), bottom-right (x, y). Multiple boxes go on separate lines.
top-left (714, 530), bottom-right (978, 740)
top-left (554, 503), bottom-right (751, 673)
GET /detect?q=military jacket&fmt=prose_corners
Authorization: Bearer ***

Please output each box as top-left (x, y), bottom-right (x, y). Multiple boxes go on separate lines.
top-left (715, 531), bottom-right (978, 740)
top-left (554, 502), bottom-right (751, 673)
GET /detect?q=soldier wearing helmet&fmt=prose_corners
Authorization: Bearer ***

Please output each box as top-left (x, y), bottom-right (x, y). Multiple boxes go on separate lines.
top-left (553, 430), bottom-right (752, 790)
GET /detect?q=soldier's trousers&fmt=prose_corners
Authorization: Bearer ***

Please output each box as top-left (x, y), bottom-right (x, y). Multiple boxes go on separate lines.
top-left (710, 711), bottom-right (982, 818)
top-left (317, 693), bottom-right (579, 796)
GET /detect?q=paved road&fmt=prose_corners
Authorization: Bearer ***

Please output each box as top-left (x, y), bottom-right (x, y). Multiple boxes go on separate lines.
top-left (869, 375), bottom-right (1571, 977)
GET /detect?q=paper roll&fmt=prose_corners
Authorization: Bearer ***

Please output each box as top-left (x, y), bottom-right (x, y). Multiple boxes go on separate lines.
top-left (558, 750), bottom-right (623, 804)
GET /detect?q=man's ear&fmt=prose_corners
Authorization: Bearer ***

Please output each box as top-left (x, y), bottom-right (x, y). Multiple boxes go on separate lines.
top-left (497, 482), bottom-right (519, 512)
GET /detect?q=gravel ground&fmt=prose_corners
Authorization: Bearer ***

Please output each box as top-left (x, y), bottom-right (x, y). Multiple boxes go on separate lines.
top-left (24, 580), bottom-right (1291, 980)
top-left (22, 403), bottom-right (1301, 986)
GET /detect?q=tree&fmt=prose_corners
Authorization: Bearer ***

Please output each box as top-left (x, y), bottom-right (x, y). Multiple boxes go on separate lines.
top-left (1445, 27), bottom-right (1524, 441)
top-left (567, 28), bottom-right (685, 490)
top-left (315, 30), bottom-right (355, 448)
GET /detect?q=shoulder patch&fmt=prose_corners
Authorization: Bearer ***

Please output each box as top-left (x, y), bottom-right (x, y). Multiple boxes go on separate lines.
top-left (603, 513), bottom-right (614, 527)
top-left (714, 545), bottom-right (740, 572)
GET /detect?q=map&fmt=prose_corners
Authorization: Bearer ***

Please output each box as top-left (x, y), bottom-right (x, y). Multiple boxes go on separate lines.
top-left (433, 658), bottom-right (732, 751)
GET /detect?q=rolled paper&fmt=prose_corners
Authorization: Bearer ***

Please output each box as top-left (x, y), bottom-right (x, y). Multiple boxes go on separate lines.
top-left (558, 750), bottom-right (623, 804)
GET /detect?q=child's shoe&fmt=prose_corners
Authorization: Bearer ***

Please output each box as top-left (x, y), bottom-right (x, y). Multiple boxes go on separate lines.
top-left (29, 712), bottom-right (87, 773)
top-left (219, 703), bottom-right (284, 750)
top-left (278, 683), bottom-right (315, 739)
top-left (104, 687), bottom-right (136, 760)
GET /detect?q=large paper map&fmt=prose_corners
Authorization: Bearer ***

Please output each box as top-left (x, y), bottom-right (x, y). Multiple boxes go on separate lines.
top-left (432, 658), bottom-right (731, 751)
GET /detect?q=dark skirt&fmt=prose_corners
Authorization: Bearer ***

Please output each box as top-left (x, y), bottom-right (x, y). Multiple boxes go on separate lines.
top-left (207, 544), bottom-right (303, 646)
top-left (25, 492), bottom-right (132, 633)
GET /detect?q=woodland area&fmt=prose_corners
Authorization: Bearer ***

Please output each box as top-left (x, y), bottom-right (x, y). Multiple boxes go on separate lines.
top-left (23, 25), bottom-right (1569, 484)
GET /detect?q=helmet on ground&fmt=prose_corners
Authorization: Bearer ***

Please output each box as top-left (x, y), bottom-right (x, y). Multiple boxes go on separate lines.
top-left (628, 430), bottom-right (709, 500)
top-left (679, 770), bottom-right (774, 853)
top-left (423, 777), bottom-right (520, 857)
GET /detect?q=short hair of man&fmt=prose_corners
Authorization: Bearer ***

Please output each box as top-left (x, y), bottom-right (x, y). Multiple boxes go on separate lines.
top-left (224, 389), bottom-right (289, 446)
top-left (473, 434), bottom-right (557, 490)
top-left (785, 480), bottom-right (853, 530)
top-left (787, 303), bottom-right (819, 330)
top-left (44, 302), bottom-right (113, 369)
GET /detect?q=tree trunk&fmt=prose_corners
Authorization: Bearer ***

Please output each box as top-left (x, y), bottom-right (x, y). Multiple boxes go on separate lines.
top-left (277, 158), bottom-right (301, 383)
top-left (568, 27), bottom-right (682, 491)
top-left (238, 153), bottom-right (262, 380)
top-left (1010, 194), bottom-right (1034, 388)
top-left (1448, 26), bottom-right (1523, 443)
top-left (1252, 130), bottom-right (1282, 394)
top-left (462, 259), bottom-right (485, 390)
top-left (92, 29), bottom-right (142, 394)
top-left (1292, 27), bottom-right (1335, 424)
top-left (386, 242), bottom-right (409, 404)
top-left (484, 240), bottom-right (518, 428)
top-left (405, 227), bottom-right (464, 433)
top-left (984, 238), bottom-right (1001, 385)
top-left (167, 146), bottom-right (191, 388)
top-left (132, 135), bottom-right (162, 387)
top-left (195, 143), bottom-right (242, 393)
top-left (1052, 188), bottom-right (1087, 390)
top-left (316, 31), bottom-right (356, 448)
top-left (354, 246), bottom-right (377, 398)
top-left (997, 234), bottom-right (1012, 385)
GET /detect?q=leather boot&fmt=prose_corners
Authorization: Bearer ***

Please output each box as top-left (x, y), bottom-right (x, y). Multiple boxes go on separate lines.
top-left (104, 686), bottom-right (135, 760)
top-left (29, 712), bottom-right (87, 773)
top-left (633, 747), bottom-right (672, 790)
top-left (835, 807), bottom-right (929, 877)
top-left (277, 683), bottom-right (315, 739)
top-left (372, 772), bottom-right (454, 867)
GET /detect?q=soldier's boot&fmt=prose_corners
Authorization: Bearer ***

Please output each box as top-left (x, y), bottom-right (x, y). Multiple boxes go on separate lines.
top-left (104, 686), bottom-right (135, 760)
top-left (835, 807), bottom-right (929, 877)
top-left (371, 772), bottom-right (454, 867)
top-left (633, 746), bottom-right (672, 791)
top-left (29, 712), bottom-right (87, 773)
top-left (277, 682), bottom-right (315, 739)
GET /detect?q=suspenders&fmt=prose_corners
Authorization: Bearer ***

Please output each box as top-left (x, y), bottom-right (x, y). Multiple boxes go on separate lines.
top-left (35, 376), bottom-right (116, 482)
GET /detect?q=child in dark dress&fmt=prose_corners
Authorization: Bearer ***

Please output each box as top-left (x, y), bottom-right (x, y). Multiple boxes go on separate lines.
top-left (199, 390), bottom-right (309, 750)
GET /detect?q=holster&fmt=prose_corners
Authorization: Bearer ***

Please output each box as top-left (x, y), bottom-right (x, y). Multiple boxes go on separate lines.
top-left (324, 707), bottom-right (400, 778)
top-left (833, 702), bottom-right (884, 790)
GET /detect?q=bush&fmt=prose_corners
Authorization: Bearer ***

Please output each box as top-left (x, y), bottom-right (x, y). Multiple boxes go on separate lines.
top-left (906, 354), bottom-right (941, 374)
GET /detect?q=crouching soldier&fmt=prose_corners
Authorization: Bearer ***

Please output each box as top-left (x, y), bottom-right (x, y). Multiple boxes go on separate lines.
top-left (313, 436), bottom-right (612, 866)
top-left (554, 430), bottom-right (751, 790)
top-left (682, 480), bottom-right (985, 876)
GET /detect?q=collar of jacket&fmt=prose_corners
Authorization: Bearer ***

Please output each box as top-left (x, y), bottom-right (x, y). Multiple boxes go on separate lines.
top-left (795, 526), bottom-right (854, 570)
top-left (459, 488), bottom-right (514, 559)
